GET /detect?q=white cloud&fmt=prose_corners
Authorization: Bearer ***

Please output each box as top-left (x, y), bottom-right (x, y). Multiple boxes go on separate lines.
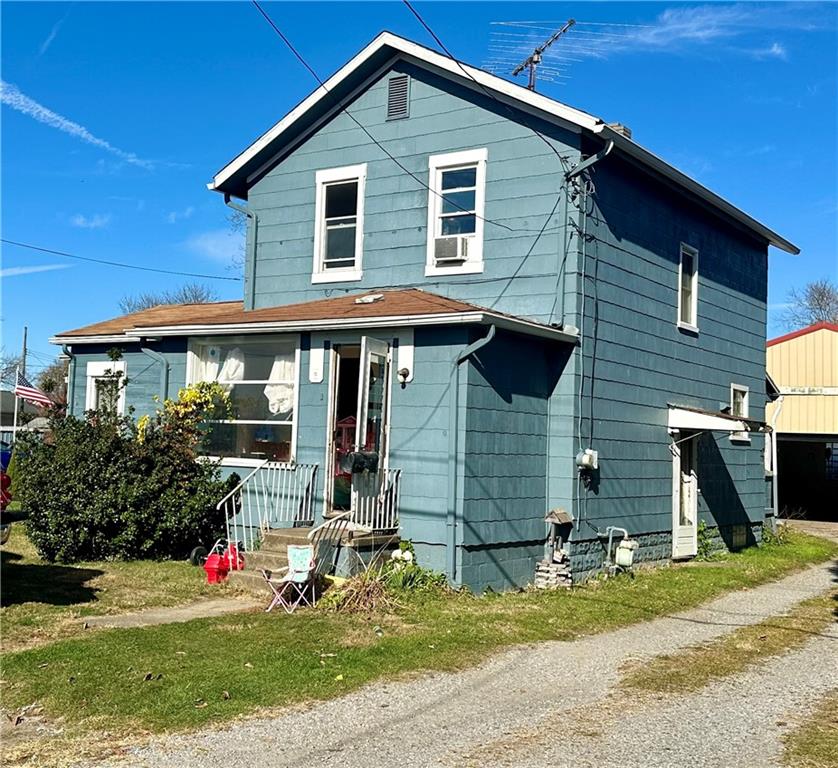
top-left (0, 80), bottom-right (153, 169)
top-left (186, 229), bottom-right (244, 263)
top-left (1, 264), bottom-right (72, 278)
top-left (491, 4), bottom-right (808, 67)
top-left (70, 213), bottom-right (111, 229)
top-left (752, 42), bottom-right (788, 60)
top-left (38, 7), bottom-right (72, 57)
top-left (167, 206), bottom-right (195, 224)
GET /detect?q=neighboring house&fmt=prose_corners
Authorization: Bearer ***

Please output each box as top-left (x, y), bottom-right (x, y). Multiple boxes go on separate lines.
top-left (0, 389), bottom-right (38, 445)
top-left (51, 33), bottom-right (798, 590)
top-left (766, 322), bottom-right (838, 521)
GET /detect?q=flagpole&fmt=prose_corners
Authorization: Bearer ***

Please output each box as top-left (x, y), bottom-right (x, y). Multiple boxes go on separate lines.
top-left (12, 366), bottom-right (20, 446)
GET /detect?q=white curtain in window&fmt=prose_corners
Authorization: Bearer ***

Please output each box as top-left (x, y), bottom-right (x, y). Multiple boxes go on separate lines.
top-left (216, 347), bottom-right (245, 393)
top-left (263, 355), bottom-right (295, 415)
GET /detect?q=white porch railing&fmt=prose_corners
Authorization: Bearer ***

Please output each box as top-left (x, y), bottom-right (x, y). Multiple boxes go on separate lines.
top-left (218, 460), bottom-right (319, 553)
top-left (352, 468), bottom-right (401, 532)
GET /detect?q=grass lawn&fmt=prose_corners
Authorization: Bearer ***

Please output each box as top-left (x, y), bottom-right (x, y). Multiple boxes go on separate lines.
top-left (784, 689), bottom-right (838, 768)
top-left (1, 525), bottom-right (232, 652)
top-left (1, 529), bottom-right (835, 765)
top-left (620, 590), bottom-right (837, 693)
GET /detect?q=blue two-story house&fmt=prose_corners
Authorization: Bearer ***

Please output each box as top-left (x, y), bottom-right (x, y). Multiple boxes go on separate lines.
top-left (52, 33), bottom-right (797, 591)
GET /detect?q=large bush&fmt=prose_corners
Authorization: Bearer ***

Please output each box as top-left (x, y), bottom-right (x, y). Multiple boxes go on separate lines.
top-left (16, 378), bottom-right (236, 563)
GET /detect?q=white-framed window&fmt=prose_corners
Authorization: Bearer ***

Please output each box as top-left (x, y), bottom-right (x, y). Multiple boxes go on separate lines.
top-left (426, 148), bottom-right (487, 276)
top-left (677, 243), bottom-right (699, 332)
top-left (730, 383), bottom-right (750, 442)
top-left (85, 360), bottom-right (126, 415)
top-left (312, 163), bottom-right (366, 283)
top-left (187, 337), bottom-right (300, 464)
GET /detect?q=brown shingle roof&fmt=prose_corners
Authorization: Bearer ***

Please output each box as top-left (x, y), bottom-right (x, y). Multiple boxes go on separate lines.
top-left (56, 289), bottom-right (492, 338)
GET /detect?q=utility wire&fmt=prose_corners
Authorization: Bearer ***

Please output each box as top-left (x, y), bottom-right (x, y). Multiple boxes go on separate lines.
top-left (1, 239), bottom-right (242, 281)
top-left (250, 0), bottom-right (551, 236)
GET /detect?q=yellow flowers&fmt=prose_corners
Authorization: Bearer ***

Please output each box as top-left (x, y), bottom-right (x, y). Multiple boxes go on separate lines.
top-left (135, 382), bottom-right (231, 445)
top-left (136, 414), bottom-right (151, 443)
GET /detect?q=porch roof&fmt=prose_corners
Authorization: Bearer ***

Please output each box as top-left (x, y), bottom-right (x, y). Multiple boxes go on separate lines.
top-left (667, 403), bottom-right (767, 434)
top-left (51, 288), bottom-right (578, 345)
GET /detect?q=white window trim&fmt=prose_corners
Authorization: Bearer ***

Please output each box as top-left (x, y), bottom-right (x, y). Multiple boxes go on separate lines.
top-left (312, 163), bottom-right (366, 283)
top-left (730, 383), bottom-right (750, 442)
top-left (85, 360), bottom-right (127, 414)
top-left (425, 148), bottom-right (487, 277)
top-left (677, 242), bottom-right (699, 333)
top-left (186, 335), bottom-right (302, 465)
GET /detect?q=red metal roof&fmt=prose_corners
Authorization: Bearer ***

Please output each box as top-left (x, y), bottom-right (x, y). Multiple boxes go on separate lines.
top-left (766, 321), bottom-right (838, 348)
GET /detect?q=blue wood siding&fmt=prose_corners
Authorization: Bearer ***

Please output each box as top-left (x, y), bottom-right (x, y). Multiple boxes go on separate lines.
top-left (572, 153), bottom-right (769, 546)
top-left (68, 339), bottom-right (188, 417)
top-left (246, 61), bottom-right (580, 324)
top-left (459, 330), bottom-right (572, 589)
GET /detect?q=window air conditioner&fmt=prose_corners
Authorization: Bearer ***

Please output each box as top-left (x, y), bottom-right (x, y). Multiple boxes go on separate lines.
top-left (434, 236), bottom-right (469, 265)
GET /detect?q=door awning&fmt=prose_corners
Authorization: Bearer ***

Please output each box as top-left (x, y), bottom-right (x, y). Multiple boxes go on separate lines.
top-left (667, 404), bottom-right (767, 433)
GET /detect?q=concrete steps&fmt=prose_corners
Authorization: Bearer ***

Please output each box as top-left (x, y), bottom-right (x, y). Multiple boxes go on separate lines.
top-left (228, 527), bottom-right (315, 595)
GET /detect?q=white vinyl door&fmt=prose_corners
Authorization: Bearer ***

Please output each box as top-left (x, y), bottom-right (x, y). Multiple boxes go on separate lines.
top-left (352, 337), bottom-right (390, 528)
top-left (672, 435), bottom-right (698, 559)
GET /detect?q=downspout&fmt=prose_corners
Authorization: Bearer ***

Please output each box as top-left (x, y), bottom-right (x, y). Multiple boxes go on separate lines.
top-left (62, 345), bottom-right (75, 415)
top-left (224, 193), bottom-right (259, 310)
top-left (769, 395), bottom-right (785, 529)
top-left (447, 324), bottom-right (496, 584)
top-left (140, 347), bottom-right (169, 401)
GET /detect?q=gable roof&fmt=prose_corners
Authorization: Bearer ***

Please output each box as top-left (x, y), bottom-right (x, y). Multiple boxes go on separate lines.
top-left (767, 321), bottom-right (838, 348)
top-left (209, 31), bottom-right (798, 255)
top-left (51, 288), bottom-right (577, 345)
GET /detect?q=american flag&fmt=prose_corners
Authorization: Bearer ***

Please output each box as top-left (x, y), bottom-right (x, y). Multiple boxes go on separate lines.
top-left (14, 370), bottom-right (54, 408)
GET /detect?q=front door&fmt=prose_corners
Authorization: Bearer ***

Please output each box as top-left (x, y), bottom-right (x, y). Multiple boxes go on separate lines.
top-left (672, 434), bottom-right (698, 558)
top-left (351, 336), bottom-right (391, 527)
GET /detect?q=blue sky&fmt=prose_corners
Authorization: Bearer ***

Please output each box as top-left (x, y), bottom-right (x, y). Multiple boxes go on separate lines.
top-left (2, 2), bottom-right (836, 376)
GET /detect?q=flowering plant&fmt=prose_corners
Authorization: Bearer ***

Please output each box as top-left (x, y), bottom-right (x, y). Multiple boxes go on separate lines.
top-left (383, 540), bottom-right (447, 591)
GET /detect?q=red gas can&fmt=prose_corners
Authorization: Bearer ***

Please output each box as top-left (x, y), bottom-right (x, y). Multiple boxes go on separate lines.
top-left (224, 544), bottom-right (245, 571)
top-left (203, 552), bottom-right (229, 584)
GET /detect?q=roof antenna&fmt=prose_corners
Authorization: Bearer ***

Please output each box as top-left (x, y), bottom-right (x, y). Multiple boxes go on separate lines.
top-left (512, 19), bottom-right (576, 91)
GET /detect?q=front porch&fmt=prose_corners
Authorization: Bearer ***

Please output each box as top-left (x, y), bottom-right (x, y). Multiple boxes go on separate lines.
top-left (217, 459), bottom-right (403, 590)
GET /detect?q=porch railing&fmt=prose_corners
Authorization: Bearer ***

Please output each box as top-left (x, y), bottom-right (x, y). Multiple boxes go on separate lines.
top-left (218, 460), bottom-right (319, 553)
top-left (352, 468), bottom-right (401, 532)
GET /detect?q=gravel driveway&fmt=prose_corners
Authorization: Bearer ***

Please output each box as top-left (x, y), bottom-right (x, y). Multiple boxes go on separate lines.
top-left (95, 563), bottom-right (837, 768)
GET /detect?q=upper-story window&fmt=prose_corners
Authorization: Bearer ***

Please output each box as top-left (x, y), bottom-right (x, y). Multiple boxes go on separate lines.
top-left (312, 164), bottom-right (366, 284)
top-left (426, 148), bottom-right (487, 276)
top-left (677, 243), bottom-right (699, 332)
top-left (730, 383), bottom-right (750, 442)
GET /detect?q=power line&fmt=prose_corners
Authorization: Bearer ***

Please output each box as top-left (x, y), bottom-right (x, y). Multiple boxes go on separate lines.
top-left (1, 239), bottom-right (242, 281)
top-left (399, 0), bottom-right (572, 309)
top-left (250, 0), bottom-right (554, 236)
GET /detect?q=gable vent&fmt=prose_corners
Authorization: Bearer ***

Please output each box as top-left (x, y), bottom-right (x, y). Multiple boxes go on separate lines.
top-left (387, 75), bottom-right (410, 120)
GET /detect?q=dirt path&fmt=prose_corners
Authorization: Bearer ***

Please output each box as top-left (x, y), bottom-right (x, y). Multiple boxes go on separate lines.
top-left (84, 597), bottom-right (262, 629)
top-left (94, 561), bottom-right (838, 768)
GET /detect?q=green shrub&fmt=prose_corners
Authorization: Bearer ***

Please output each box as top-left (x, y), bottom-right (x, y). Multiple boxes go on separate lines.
top-left (696, 521), bottom-right (716, 561)
top-left (384, 541), bottom-right (448, 591)
top-left (17, 380), bottom-right (234, 563)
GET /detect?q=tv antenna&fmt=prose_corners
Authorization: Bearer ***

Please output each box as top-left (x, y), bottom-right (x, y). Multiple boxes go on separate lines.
top-left (512, 19), bottom-right (576, 91)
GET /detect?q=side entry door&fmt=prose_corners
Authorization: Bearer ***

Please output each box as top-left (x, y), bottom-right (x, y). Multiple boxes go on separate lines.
top-left (351, 337), bottom-right (391, 528)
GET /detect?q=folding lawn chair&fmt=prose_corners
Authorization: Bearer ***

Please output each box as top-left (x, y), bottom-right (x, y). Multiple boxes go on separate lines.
top-left (261, 544), bottom-right (316, 614)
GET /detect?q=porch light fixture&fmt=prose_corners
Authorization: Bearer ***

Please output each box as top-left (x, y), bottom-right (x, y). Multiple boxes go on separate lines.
top-left (398, 367), bottom-right (410, 388)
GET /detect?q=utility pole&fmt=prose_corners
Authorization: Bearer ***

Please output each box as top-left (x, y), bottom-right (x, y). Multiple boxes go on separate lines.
top-left (512, 19), bottom-right (576, 91)
top-left (21, 325), bottom-right (28, 377)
